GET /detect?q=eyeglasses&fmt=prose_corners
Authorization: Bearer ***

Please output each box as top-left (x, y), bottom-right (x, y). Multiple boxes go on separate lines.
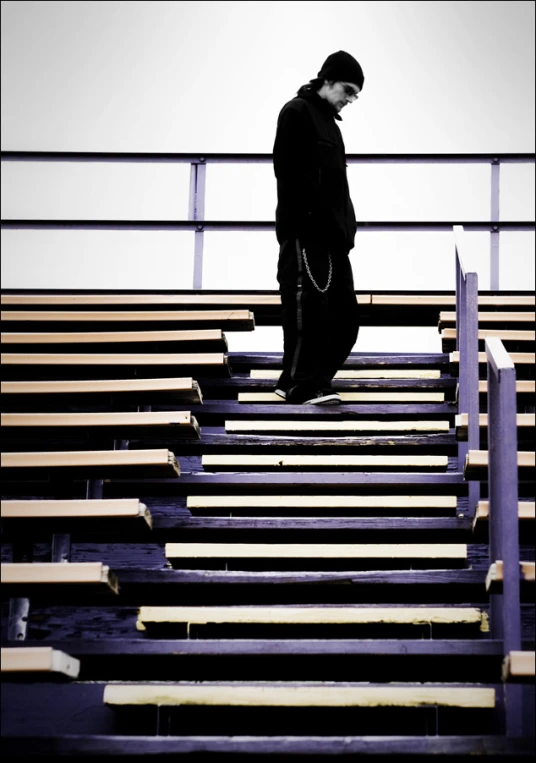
top-left (341, 83), bottom-right (359, 100)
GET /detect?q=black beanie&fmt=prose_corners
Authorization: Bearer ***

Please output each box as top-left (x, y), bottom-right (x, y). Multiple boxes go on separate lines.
top-left (317, 50), bottom-right (364, 90)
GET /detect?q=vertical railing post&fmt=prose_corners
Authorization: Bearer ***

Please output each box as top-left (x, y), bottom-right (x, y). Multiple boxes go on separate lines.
top-left (490, 158), bottom-right (500, 290)
top-left (454, 226), bottom-right (480, 518)
top-left (486, 337), bottom-right (522, 737)
top-left (189, 158), bottom-right (207, 289)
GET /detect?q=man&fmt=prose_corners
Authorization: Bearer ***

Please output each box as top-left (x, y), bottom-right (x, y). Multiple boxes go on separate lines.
top-left (273, 50), bottom-right (364, 405)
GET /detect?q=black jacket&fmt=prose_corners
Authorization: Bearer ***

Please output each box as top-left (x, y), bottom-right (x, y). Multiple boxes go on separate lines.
top-left (273, 86), bottom-right (356, 253)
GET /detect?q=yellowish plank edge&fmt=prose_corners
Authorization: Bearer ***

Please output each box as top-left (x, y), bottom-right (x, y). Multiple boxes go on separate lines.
top-left (456, 413), bottom-right (535, 429)
top-left (485, 561), bottom-right (536, 590)
top-left (1, 329), bottom-right (224, 344)
top-left (1, 647), bottom-right (80, 677)
top-left (136, 605), bottom-right (484, 628)
top-left (250, 369), bottom-right (442, 379)
top-left (442, 328), bottom-right (535, 341)
top-left (502, 651), bottom-right (536, 681)
top-left (450, 351), bottom-right (535, 365)
top-left (0, 309), bottom-right (253, 321)
top-left (1, 449), bottom-right (178, 469)
top-left (1, 353), bottom-right (226, 366)
top-left (466, 451), bottom-right (535, 469)
top-left (0, 294), bottom-right (285, 306)
top-left (186, 495), bottom-right (458, 509)
top-left (226, 420), bottom-right (450, 433)
top-left (1, 562), bottom-right (119, 592)
top-left (238, 392), bottom-right (445, 403)
top-left (439, 311), bottom-right (536, 322)
top-left (202, 455), bottom-right (449, 467)
top-left (472, 502), bottom-right (535, 532)
top-left (164, 542), bottom-right (466, 559)
top-left (1, 499), bottom-right (151, 526)
top-left (1, 411), bottom-right (195, 428)
top-left (1, 377), bottom-right (197, 394)
top-left (373, 295), bottom-right (534, 306)
top-left (477, 380), bottom-right (535, 393)
top-left (103, 683), bottom-right (496, 708)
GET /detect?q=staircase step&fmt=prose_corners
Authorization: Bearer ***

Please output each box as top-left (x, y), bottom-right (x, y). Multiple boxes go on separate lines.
top-left (1, 647), bottom-right (80, 679)
top-left (201, 454), bottom-right (449, 472)
top-left (238, 392), bottom-right (446, 403)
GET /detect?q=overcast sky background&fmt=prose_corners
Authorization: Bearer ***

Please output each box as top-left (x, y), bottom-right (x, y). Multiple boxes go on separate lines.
top-left (1, 0), bottom-right (534, 352)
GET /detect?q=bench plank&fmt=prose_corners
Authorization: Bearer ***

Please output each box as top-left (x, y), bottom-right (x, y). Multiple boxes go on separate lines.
top-left (225, 420), bottom-right (450, 434)
top-left (238, 392), bottom-right (445, 403)
top-left (103, 682), bottom-right (495, 708)
top-left (1, 449), bottom-right (180, 478)
top-left (1, 647), bottom-right (80, 677)
top-left (1, 498), bottom-right (150, 523)
top-left (464, 450), bottom-right (535, 479)
top-left (137, 605), bottom-right (484, 629)
top-left (164, 542), bottom-right (466, 559)
top-left (485, 561), bottom-right (536, 590)
top-left (502, 651), bottom-right (536, 682)
top-left (186, 494), bottom-right (458, 510)
top-left (1, 562), bottom-right (119, 592)
top-left (0, 377), bottom-right (203, 403)
top-left (250, 369), bottom-right (442, 380)
top-left (201, 454), bottom-right (449, 471)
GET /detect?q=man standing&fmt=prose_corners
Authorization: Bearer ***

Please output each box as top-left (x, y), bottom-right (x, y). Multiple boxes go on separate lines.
top-left (273, 50), bottom-right (364, 404)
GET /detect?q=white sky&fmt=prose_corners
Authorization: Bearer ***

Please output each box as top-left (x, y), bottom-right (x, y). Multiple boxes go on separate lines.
top-left (1, 0), bottom-right (534, 351)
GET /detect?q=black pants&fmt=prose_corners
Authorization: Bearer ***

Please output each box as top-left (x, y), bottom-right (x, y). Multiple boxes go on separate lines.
top-left (277, 238), bottom-right (359, 393)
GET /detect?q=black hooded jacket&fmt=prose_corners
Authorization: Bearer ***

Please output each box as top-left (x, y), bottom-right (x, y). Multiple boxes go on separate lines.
top-left (273, 85), bottom-right (357, 253)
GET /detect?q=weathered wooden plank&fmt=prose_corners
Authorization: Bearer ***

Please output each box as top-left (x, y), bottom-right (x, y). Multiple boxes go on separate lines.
top-left (1, 498), bottom-right (151, 524)
top-left (1, 647), bottom-right (80, 678)
top-left (439, 311), bottom-right (536, 330)
top-left (201, 454), bottom-right (449, 472)
top-left (502, 651), bottom-right (535, 682)
top-left (103, 682), bottom-right (496, 708)
top-left (136, 605), bottom-right (484, 629)
top-left (485, 561), bottom-right (535, 590)
top-left (1, 351), bottom-right (227, 367)
top-left (1, 448), bottom-right (181, 479)
top-left (164, 542), bottom-right (467, 561)
top-left (1, 411), bottom-right (200, 439)
top-left (1, 562), bottom-right (119, 593)
top-left (238, 392), bottom-right (446, 403)
top-left (186, 494), bottom-right (458, 510)
top-left (472, 501), bottom-right (535, 532)
top-left (250, 369), bottom-right (443, 379)
top-left (225, 419), bottom-right (451, 434)
top-left (456, 413), bottom-right (535, 441)
top-left (3, 735), bottom-right (533, 758)
top-left (464, 450), bottom-right (535, 480)
top-left (0, 377), bottom-right (203, 404)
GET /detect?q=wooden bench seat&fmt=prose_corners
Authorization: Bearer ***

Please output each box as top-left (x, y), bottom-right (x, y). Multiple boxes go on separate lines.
top-left (164, 542), bottom-right (466, 570)
top-left (1, 498), bottom-right (152, 529)
top-left (250, 369), bottom-right (443, 380)
top-left (238, 392), bottom-right (445, 403)
top-left (225, 420), bottom-right (451, 435)
top-left (103, 682), bottom-right (495, 708)
top-left (502, 651), bottom-right (535, 683)
top-left (201, 454), bottom-right (449, 472)
top-left (1, 411), bottom-right (200, 439)
top-left (1, 448), bottom-right (180, 479)
top-left (1, 329), bottom-right (228, 353)
top-left (485, 561), bottom-right (535, 591)
top-left (472, 501), bottom-right (535, 533)
top-left (442, 329), bottom-right (535, 353)
top-left (455, 413), bottom-right (535, 441)
top-left (1, 562), bottom-right (119, 593)
top-left (1, 352), bottom-right (231, 379)
top-left (464, 450), bottom-right (535, 480)
top-left (0, 309), bottom-right (255, 331)
top-left (0, 377), bottom-right (203, 405)
top-left (438, 311), bottom-right (536, 331)
top-left (136, 605), bottom-right (485, 632)
top-left (1, 647), bottom-right (80, 678)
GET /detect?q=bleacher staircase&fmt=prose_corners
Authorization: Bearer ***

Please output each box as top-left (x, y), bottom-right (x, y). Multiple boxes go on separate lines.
top-left (1, 289), bottom-right (534, 758)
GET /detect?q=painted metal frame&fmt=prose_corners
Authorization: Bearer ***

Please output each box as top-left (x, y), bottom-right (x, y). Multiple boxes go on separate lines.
top-left (485, 337), bottom-right (523, 737)
top-left (454, 225), bottom-right (480, 518)
top-left (1, 151), bottom-right (534, 289)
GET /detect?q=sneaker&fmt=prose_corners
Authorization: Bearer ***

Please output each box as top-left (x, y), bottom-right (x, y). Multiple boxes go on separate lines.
top-left (274, 388), bottom-right (287, 400)
top-left (287, 387), bottom-right (341, 405)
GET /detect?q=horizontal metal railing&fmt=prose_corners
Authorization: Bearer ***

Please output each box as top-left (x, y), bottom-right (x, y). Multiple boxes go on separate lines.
top-left (1, 151), bottom-right (534, 289)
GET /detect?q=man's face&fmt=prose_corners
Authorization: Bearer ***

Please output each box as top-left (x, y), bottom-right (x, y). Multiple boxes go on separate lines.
top-left (324, 81), bottom-right (361, 112)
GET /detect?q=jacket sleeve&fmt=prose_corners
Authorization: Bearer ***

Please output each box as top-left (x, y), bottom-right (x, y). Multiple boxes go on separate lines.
top-left (273, 105), bottom-right (325, 248)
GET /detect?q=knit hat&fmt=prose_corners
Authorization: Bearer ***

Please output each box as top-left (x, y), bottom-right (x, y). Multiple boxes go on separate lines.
top-left (317, 50), bottom-right (364, 90)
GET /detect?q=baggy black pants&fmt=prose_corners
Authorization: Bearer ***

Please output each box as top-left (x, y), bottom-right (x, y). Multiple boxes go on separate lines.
top-left (277, 238), bottom-right (359, 394)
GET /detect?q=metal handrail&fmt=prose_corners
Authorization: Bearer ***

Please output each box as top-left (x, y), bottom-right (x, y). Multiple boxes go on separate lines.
top-left (485, 337), bottom-right (523, 737)
top-left (1, 151), bottom-right (534, 289)
top-left (454, 225), bottom-right (480, 519)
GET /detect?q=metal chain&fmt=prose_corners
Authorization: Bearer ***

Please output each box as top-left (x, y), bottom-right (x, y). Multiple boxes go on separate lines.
top-left (302, 248), bottom-right (332, 293)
